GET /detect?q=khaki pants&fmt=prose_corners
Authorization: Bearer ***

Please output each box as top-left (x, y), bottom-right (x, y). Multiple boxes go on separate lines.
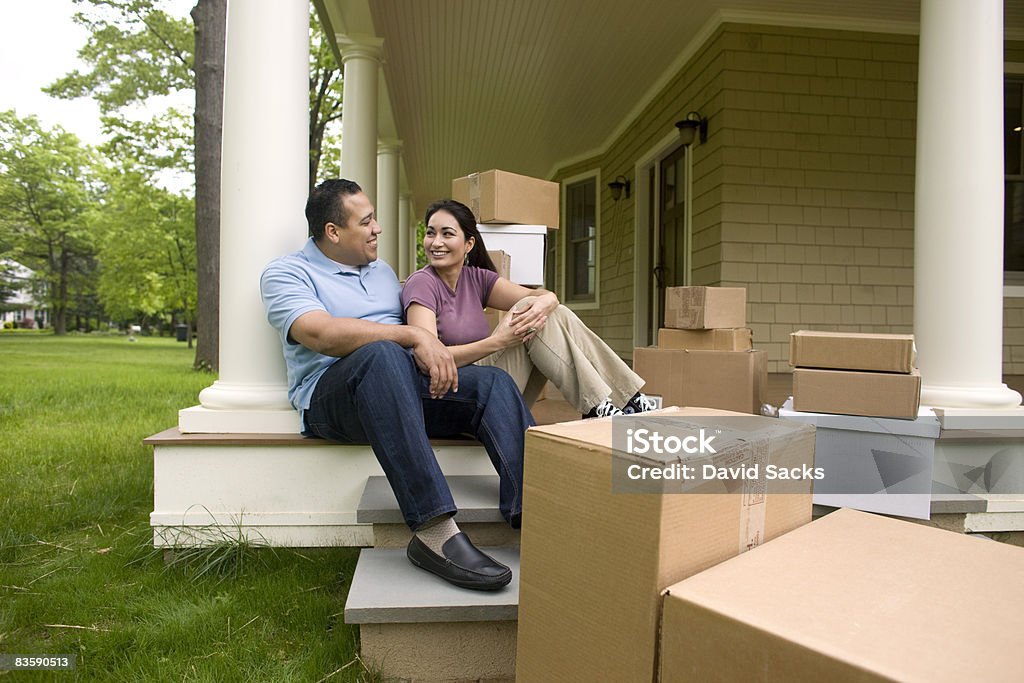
top-left (475, 298), bottom-right (645, 414)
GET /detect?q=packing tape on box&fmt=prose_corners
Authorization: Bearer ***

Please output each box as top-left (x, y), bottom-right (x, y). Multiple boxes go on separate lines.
top-left (670, 288), bottom-right (703, 329)
top-left (468, 172), bottom-right (481, 218)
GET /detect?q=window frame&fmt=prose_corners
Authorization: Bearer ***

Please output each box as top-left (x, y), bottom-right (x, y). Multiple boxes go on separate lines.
top-left (560, 170), bottom-right (601, 310)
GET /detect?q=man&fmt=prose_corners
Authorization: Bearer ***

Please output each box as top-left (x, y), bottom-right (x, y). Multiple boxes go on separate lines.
top-left (261, 179), bottom-right (533, 591)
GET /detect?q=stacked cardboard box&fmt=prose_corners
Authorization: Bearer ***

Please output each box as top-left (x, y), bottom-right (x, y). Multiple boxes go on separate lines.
top-left (660, 508), bottom-right (1024, 682)
top-left (635, 286), bottom-right (766, 414)
top-left (516, 407), bottom-right (817, 682)
top-left (452, 169), bottom-right (558, 286)
top-left (790, 330), bottom-right (920, 419)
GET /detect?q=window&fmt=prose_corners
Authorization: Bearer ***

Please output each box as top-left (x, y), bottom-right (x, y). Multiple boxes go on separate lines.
top-left (1006, 76), bottom-right (1024, 276)
top-left (564, 176), bottom-right (598, 303)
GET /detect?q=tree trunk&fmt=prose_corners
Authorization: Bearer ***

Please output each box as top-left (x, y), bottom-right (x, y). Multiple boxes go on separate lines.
top-left (191, 0), bottom-right (226, 372)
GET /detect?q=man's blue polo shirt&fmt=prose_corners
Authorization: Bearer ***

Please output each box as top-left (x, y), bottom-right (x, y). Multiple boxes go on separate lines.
top-left (260, 238), bottom-right (402, 416)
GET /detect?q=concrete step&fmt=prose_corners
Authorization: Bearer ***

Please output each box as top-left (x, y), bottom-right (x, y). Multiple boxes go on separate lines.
top-left (345, 546), bottom-right (519, 681)
top-left (358, 475), bottom-right (520, 548)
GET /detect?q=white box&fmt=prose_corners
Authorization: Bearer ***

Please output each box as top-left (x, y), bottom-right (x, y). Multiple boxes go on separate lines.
top-left (476, 224), bottom-right (546, 286)
top-left (779, 398), bottom-right (940, 520)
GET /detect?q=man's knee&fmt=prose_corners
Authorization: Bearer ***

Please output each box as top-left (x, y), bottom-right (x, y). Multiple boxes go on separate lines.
top-left (350, 340), bottom-right (415, 380)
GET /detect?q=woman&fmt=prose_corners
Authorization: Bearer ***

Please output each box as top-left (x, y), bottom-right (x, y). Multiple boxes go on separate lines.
top-left (401, 198), bottom-right (656, 418)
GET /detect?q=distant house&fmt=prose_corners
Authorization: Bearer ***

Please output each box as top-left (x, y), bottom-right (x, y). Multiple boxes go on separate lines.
top-left (0, 261), bottom-right (48, 329)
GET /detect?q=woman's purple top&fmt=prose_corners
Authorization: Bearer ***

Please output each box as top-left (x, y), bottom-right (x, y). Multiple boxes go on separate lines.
top-left (401, 265), bottom-right (500, 345)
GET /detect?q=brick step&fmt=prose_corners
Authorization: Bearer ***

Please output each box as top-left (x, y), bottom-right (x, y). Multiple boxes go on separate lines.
top-left (345, 546), bottom-right (519, 682)
top-left (358, 475), bottom-right (519, 547)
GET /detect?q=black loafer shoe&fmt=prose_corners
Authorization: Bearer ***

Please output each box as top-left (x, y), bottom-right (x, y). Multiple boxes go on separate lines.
top-left (407, 532), bottom-right (512, 591)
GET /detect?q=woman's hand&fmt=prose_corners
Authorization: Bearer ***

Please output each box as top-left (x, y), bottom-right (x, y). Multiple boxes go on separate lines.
top-left (508, 292), bottom-right (558, 341)
top-left (489, 312), bottom-right (525, 348)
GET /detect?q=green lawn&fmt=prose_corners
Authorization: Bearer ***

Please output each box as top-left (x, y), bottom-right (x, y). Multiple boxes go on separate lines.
top-left (0, 335), bottom-right (372, 681)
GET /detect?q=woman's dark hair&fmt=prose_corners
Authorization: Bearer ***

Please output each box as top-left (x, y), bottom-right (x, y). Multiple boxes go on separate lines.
top-left (424, 199), bottom-right (497, 272)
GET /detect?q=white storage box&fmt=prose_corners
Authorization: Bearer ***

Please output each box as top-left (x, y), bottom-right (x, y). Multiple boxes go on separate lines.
top-left (477, 224), bottom-right (546, 286)
top-left (779, 398), bottom-right (940, 520)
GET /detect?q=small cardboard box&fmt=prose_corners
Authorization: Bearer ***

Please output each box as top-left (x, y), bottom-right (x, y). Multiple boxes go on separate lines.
top-left (516, 407), bottom-right (816, 683)
top-left (793, 367), bottom-right (922, 419)
top-left (634, 348), bottom-right (767, 414)
top-left (779, 399), bottom-right (939, 519)
top-left (658, 327), bottom-right (753, 351)
top-left (790, 330), bottom-right (916, 373)
top-left (477, 224), bottom-right (545, 285)
top-left (660, 508), bottom-right (1024, 682)
top-left (452, 169), bottom-right (560, 228)
top-left (664, 286), bottom-right (746, 330)
top-left (486, 249), bottom-right (511, 280)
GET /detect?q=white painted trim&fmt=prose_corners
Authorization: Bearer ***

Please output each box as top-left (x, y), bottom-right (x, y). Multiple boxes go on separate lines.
top-left (633, 130), bottom-right (685, 347)
top-left (560, 169), bottom-right (602, 311)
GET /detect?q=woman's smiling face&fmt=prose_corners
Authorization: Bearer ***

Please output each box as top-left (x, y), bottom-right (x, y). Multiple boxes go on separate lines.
top-left (424, 209), bottom-right (474, 268)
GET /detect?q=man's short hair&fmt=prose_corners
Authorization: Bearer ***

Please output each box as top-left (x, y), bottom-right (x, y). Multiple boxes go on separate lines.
top-left (306, 179), bottom-right (363, 240)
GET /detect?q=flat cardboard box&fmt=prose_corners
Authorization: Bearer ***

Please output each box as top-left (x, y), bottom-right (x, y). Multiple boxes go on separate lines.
top-left (664, 286), bottom-right (746, 330)
top-left (658, 327), bottom-right (752, 351)
top-left (779, 399), bottom-right (939, 519)
top-left (634, 348), bottom-right (767, 414)
top-left (452, 169), bottom-right (560, 228)
top-left (793, 367), bottom-right (922, 419)
top-left (790, 330), bottom-right (916, 373)
top-left (486, 249), bottom-right (511, 280)
top-left (516, 407), bottom-right (816, 683)
top-left (476, 224), bottom-right (545, 286)
top-left (660, 508), bottom-right (1024, 682)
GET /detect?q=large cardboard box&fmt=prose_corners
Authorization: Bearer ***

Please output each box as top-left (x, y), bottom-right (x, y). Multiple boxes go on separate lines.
top-left (516, 408), bottom-right (817, 683)
top-left (779, 399), bottom-right (939, 519)
top-left (634, 348), bottom-right (767, 414)
top-left (476, 224), bottom-right (545, 285)
top-left (660, 508), bottom-right (1024, 682)
top-left (793, 367), bottom-right (922, 419)
top-left (664, 286), bottom-right (746, 329)
top-left (452, 169), bottom-right (560, 228)
top-left (790, 330), bottom-right (916, 373)
top-left (658, 327), bottom-right (752, 351)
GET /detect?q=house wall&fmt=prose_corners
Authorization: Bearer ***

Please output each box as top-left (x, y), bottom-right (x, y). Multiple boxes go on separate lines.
top-left (553, 22), bottom-right (1024, 374)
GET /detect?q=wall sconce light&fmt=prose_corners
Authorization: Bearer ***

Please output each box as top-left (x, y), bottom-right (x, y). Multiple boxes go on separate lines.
top-left (675, 111), bottom-right (708, 146)
top-left (608, 175), bottom-right (631, 201)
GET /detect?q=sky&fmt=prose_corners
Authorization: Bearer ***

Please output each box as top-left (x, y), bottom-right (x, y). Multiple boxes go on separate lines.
top-left (0, 0), bottom-right (196, 146)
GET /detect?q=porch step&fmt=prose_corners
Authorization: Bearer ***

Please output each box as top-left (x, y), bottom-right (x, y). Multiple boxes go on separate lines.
top-left (358, 475), bottom-right (520, 547)
top-left (345, 546), bottom-right (519, 681)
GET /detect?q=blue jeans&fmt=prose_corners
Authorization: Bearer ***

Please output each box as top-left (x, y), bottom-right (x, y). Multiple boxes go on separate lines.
top-left (304, 340), bottom-right (533, 531)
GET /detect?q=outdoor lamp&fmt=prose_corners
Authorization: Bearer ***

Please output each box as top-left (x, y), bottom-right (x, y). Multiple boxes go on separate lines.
top-left (608, 175), bottom-right (631, 201)
top-left (675, 111), bottom-right (708, 146)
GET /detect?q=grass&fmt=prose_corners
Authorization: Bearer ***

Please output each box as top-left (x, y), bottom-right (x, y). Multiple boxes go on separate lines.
top-left (0, 335), bottom-right (374, 681)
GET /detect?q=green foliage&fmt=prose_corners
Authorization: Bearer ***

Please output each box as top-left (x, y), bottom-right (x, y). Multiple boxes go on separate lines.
top-left (91, 163), bottom-right (196, 324)
top-left (45, 0), bottom-right (193, 114)
top-left (0, 335), bottom-right (373, 681)
top-left (310, 9), bottom-right (345, 188)
top-left (0, 111), bottom-right (101, 333)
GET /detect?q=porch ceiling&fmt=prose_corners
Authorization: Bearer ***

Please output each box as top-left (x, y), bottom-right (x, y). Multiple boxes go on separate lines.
top-left (320, 0), bottom-right (1024, 214)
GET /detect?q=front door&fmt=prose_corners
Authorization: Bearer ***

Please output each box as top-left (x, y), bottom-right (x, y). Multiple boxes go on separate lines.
top-left (653, 144), bottom-right (688, 328)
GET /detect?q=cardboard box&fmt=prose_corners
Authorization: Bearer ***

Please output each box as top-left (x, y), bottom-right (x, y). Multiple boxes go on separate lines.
top-left (516, 407), bottom-right (817, 683)
top-left (793, 367), bottom-right (922, 419)
top-left (477, 224), bottom-right (545, 285)
top-left (790, 330), bottom-right (916, 373)
top-left (660, 508), bottom-right (1024, 682)
top-left (664, 286), bottom-right (746, 330)
top-left (452, 169), bottom-right (560, 228)
top-left (634, 348), bottom-right (767, 414)
top-left (486, 249), bottom-right (511, 280)
top-left (779, 399), bottom-right (939, 519)
top-left (658, 327), bottom-right (752, 351)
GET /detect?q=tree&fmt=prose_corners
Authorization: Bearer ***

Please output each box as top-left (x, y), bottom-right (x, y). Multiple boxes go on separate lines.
top-left (309, 10), bottom-right (344, 193)
top-left (0, 112), bottom-right (99, 334)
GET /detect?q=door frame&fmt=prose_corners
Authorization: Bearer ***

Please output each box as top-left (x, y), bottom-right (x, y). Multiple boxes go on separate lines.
top-left (633, 131), bottom-right (693, 347)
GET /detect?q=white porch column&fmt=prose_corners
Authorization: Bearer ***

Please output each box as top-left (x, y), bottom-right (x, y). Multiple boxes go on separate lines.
top-left (376, 140), bottom-right (402, 272)
top-left (180, 0), bottom-right (308, 433)
top-left (399, 192), bottom-right (413, 279)
top-left (914, 0), bottom-right (1021, 410)
top-left (338, 36), bottom-right (382, 204)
